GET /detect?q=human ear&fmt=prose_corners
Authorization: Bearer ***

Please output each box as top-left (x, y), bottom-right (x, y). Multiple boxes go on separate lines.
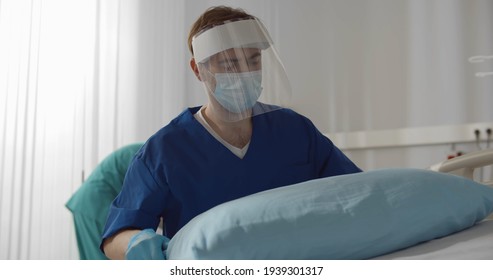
top-left (190, 58), bottom-right (202, 81)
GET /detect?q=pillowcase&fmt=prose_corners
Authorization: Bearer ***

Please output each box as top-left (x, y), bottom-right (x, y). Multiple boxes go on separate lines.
top-left (166, 168), bottom-right (493, 259)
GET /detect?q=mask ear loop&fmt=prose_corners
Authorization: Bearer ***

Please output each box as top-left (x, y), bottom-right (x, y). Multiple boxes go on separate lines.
top-left (196, 61), bottom-right (215, 94)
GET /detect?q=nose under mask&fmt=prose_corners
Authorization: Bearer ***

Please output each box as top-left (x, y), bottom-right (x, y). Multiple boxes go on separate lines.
top-left (213, 70), bottom-right (262, 113)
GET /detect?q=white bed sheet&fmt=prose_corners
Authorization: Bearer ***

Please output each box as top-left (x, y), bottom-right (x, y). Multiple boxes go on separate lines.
top-left (374, 219), bottom-right (493, 260)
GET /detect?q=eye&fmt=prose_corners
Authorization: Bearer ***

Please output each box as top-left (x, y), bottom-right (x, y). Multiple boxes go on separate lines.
top-left (248, 54), bottom-right (261, 67)
top-left (248, 60), bottom-right (259, 66)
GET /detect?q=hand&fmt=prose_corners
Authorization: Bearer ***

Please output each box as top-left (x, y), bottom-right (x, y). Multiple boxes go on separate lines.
top-left (125, 229), bottom-right (170, 260)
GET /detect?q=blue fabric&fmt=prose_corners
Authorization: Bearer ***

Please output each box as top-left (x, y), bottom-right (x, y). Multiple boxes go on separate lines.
top-left (166, 168), bottom-right (493, 260)
top-left (125, 229), bottom-right (169, 260)
top-left (101, 106), bottom-right (361, 246)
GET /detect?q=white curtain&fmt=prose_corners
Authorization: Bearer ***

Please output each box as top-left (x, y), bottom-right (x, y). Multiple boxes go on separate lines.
top-left (0, 0), bottom-right (188, 259)
top-left (0, 0), bottom-right (98, 260)
top-left (1, 0), bottom-right (492, 259)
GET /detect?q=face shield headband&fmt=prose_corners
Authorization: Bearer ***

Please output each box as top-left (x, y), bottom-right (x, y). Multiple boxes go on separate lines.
top-left (192, 18), bottom-right (293, 122)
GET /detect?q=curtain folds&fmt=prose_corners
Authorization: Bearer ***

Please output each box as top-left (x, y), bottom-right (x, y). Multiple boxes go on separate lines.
top-left (0, 0), bottom-right (98, 259)
top-left (0, 0), bottom-right (189, 259)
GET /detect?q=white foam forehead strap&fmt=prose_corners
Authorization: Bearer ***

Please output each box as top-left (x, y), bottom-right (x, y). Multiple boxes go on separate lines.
top-left (192, 19), bottom-right (272, 63)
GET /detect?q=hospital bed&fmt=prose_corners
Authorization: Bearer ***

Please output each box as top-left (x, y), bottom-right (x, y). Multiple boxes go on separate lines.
top-left (166, 148), bottom-right (493, 260)
top-left (73, 146), bottom-right (493, 260)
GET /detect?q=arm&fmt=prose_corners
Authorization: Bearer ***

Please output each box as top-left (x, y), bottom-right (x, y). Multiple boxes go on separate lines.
top-left (103, 229), bottom-right (141, 260)
top-left (309, 122), bottom-right (362, 176)
top-left (100, 154), bottom-right (169, 260)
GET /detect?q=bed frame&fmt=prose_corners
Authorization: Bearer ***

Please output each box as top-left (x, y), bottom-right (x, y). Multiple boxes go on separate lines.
top-left (429, 148), bottom-right (493, 187)
top-left (429, 148), bottom-right (493, 220)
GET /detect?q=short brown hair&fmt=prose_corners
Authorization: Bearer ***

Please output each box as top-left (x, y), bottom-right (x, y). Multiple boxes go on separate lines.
top-left (187, 6), bottom-right (254, 56)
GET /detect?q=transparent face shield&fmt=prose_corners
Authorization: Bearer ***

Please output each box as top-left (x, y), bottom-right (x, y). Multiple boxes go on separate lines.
top-left (192, 18), bottom-right (292, 122)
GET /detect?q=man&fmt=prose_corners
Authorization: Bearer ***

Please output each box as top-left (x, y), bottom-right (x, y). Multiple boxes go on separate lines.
top-left (102, 6), bottom-right (361, 260)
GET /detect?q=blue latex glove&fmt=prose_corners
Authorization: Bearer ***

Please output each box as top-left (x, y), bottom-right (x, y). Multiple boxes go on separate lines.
top-left (125, 229), bottom-right (170, 260)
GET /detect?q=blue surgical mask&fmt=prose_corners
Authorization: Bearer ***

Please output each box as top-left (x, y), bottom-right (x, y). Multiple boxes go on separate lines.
top-left (213, 70), bottom-right (262, 113)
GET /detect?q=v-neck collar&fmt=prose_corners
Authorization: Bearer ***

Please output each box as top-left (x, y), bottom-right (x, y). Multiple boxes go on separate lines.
top-left (189, 106), bottom-right (256, 160)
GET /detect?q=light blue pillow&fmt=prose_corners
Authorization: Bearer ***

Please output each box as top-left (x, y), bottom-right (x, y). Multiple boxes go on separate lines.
top-left (166, 168), bottom-right (493, 259)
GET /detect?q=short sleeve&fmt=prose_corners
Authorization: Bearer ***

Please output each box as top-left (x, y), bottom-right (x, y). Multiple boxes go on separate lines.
top-left (101, 156), bottom-right (168, 242)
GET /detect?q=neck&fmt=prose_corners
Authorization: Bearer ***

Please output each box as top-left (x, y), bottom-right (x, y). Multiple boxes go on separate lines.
top-left (202, 106), bottom-right (252, 148)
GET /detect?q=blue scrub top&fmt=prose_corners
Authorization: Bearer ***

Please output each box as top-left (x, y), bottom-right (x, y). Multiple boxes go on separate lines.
top-left (102, 106), bottom-right (361, 242)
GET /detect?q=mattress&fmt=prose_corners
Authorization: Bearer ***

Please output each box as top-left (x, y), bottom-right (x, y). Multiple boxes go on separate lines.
top-left (373, 219), bottom-right (493, 260)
